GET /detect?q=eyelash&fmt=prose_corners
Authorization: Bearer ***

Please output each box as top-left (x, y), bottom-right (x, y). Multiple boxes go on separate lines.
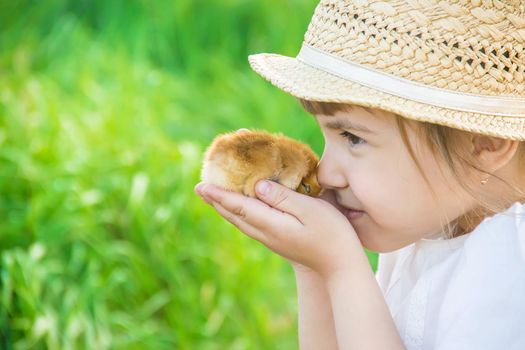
top-left (339, 131), bottom-right (366, 147)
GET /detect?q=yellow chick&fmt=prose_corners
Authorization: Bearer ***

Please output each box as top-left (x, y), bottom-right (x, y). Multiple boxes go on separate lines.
top-left (200, 129), bottom-right (322, 198)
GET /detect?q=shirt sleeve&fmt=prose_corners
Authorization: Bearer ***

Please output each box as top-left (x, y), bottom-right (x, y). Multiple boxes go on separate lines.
top-left (433, 209), bottom-right (525, 350)
top-left (375, 245), bottom-right (413, 294)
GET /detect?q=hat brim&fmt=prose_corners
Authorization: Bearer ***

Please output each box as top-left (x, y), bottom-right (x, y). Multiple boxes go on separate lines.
top-left (249, 53), bottom-right (525, 141)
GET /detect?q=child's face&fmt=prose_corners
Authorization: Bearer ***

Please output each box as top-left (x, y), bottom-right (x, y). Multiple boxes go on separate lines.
top-left (314, 106), bottom-right (475, 253)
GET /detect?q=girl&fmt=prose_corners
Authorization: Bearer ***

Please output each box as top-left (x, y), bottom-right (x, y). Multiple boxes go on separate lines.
top-left (195, 0), bottom-right (525, 348)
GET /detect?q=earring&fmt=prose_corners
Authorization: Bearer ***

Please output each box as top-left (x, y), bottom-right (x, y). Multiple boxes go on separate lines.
top-left (481, 177), bottom-right (489, 185)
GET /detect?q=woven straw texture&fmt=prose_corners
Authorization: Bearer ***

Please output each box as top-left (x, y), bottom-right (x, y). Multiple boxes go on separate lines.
top-left (248, 0), bottom-right (525, 140)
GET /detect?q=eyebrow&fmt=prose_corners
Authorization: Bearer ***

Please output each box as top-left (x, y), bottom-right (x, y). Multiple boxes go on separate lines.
top-left (323, 118), bottom-right (376, 134)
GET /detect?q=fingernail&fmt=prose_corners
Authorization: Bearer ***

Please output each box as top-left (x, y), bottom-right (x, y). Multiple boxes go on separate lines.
top-left (194, 183), bottom-right (206, 194)
top-left (256, 180), bottom-right (271, 196)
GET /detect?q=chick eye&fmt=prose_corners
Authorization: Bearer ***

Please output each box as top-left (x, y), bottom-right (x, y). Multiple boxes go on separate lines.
top-left (339, 131), bottom-right (366, 147)
top-left (301, 182), bottom-right (311, 193)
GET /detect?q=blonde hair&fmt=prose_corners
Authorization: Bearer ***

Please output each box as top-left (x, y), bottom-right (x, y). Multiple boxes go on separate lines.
top-left (298, 98), bottom-right (525, 238)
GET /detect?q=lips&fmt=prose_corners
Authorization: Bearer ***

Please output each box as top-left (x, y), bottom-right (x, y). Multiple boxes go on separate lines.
top-left (337, 200), bottom-right (365, 221)
top-left (338, 202), bottom-right (364, 212)
top-left (344, 209), bottom-right (365, 221)
top-left (334, 194), bottom-right (362, 211)
top-left (346, 207), bottom-right (364, 212)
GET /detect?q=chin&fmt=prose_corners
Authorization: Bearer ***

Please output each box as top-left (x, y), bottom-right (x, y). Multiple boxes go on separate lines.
top-left (362, 243), bottom-right (392, 254)
top-left (358, 233), bottom-right (407, 253)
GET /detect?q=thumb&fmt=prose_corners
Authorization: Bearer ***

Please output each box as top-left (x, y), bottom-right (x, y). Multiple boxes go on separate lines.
top-left (255, 180), bottom-right (311, 218)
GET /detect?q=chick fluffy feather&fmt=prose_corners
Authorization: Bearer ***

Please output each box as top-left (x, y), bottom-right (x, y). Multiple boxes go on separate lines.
top-left (200, 130), bottom-right (322, 197)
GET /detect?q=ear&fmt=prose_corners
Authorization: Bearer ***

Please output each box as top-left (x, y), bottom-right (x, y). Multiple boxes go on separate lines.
top-left (471, 135), bottom-right (519, 173)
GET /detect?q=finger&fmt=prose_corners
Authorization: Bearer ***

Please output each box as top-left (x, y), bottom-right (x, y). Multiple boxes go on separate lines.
top-left (211, 199), bottom-right (305, 265)
top-left (210, 200), bottom-right (269, 243)
top-left (194, 182), bottom-right (213, 204)
top-left (254, 180), bottom-right (316, 220)
top-left (200, 183), bottom-right (302, 232)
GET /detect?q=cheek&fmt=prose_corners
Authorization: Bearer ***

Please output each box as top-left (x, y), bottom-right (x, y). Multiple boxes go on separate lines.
top-left (347, 165), bottom-right (394, 210)
top-left (350, 171), bottom-right (381, 201)
top-left (351, 157), bottom-right (431, 221)
top-left (372, 159), bottom-right (446, 231)
top-left (346, 154), bottom-right (398, 199)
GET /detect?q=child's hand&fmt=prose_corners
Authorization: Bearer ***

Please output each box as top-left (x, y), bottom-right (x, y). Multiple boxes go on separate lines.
top-left (194, 180), bottom-right (366, 278)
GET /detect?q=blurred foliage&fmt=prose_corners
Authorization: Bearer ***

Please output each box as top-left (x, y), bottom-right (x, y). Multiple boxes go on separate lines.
top-left (0, 0), bottom-right (377, 349)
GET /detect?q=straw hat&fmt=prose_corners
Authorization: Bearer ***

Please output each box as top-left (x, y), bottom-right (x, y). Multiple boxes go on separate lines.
top-left (248, 0), bottom-right (525, 141)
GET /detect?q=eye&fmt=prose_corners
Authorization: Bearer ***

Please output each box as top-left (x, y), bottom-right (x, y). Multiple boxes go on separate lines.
top-left (301, 182), bottom-right (311, 193)
top-left (339, 131), bottom-right (366, 147)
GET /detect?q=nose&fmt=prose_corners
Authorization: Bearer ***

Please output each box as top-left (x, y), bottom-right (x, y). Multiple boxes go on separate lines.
top-left (316, 149), bottom-right (348, 190)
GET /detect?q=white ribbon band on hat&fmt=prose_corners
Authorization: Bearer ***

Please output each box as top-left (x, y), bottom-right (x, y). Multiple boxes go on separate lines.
top-left (297, 44), bottom-right (525, 117)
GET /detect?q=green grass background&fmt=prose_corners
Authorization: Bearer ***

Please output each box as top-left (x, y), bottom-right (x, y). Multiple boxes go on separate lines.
top-left (0, 1), bottom-right (377, 348)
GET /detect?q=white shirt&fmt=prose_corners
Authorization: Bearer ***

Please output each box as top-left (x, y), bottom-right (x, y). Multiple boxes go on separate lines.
top-left (376, 202), bottom-right (525, 350)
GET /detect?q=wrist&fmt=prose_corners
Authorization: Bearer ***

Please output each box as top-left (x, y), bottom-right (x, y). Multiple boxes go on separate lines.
top-left (322, 254), bottom-right (373, 291)
top-left (291, 262), bottom-right (317, 275)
